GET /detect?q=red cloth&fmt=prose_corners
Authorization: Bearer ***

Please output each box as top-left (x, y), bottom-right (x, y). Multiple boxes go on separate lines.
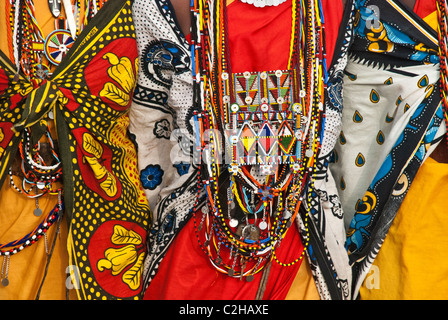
top-left (145, 212), bottom-right (304, 300)
top-left (144, 0), bottom-right (344, 300)
top-left (414, 0), bottom-right (436, 19)
top-left (228, 0), bottom-right (343, 73)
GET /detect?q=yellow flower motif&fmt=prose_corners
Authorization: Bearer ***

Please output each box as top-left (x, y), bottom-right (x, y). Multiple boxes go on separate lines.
top-left (82, 132), bottom-right (103, 158)
top-left (98, 244), bottom-right (138, 276)
top-left (122, 252), bottom-right (145, 290)
top-left (97, 225), bottom-right (145, 291)
top-left (111, 225), bottom-right (142, 246)
top-left (82, 132), bottom-right (118, 197)
top-left (99, 171), bottom-right (118, 198)
top-left (99, 53), bottom-right (137, 107)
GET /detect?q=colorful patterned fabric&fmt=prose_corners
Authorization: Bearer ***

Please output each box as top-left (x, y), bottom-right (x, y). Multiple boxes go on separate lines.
top-left (329, 0), bottom-right (445, 296)
top-left (0, 0), bottom-right (150, 300)
top-left (130, 0), bottom-right (354, 300)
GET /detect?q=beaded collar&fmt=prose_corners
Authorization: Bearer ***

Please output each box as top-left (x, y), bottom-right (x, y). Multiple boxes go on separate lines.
top-left (239, 0), bottom-right (288, 8)
top-left (191, 0), bottom-right (327, 279)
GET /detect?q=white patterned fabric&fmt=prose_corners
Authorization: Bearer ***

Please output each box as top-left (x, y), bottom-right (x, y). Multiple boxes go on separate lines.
top-left (333, 61), bottom-right (441, 227)
top-left (129, 0), bottom-right (202, 288)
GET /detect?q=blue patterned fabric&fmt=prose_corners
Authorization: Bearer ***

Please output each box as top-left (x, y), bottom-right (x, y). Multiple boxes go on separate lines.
top-left (331, 0), bottom-right (444, 296)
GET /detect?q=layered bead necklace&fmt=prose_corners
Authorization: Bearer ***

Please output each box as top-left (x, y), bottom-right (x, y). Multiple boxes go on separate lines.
top-left (191, 0), bottom-right (327, 279)
top-left (6, 0), bottom-right (105, 81)
top-left (0, 0), bottom-right (105, 287)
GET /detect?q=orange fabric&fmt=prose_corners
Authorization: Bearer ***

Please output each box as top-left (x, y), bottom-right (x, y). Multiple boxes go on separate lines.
top-left (360, 157), bottom-right (448, 299)
top-left (144, 0), bottom-right (343, 300)
top-left (285, 256), bottom-right (320, 300)
top-left (0, 178), bottom-right (68, 300)
top-left (0, 1), bottom-right (85, 70)
top-left (0, 1), bottom-right (84, 300)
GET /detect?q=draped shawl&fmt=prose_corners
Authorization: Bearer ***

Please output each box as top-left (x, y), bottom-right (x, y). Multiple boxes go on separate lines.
top-left (0, 0), bottom-right (150, 300)
top-left (329, 0), bottom-right (445, 297)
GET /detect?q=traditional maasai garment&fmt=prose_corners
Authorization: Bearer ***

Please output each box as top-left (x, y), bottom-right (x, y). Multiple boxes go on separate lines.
top-left (358, 0), bottom-right (448, 300)
top-left (0, 0), bottom-right (150, 300)
top-left (0, 0), bottom-right (72, 300)
top-left (130, 0), bottom-right (354, 300)
top-left (329, 0), bottom-right (445, 297)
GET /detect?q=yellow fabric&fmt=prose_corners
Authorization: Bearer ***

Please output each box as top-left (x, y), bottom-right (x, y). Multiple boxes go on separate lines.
top-left (0, 1), bottom-right (83, 300)
top-left (0, 178), bottom-right (69, 300)
top-left (285, 257), bottom-right (321, 300)
top-left (359, 157), bottom-right (448, 299)
top-left (423, 11), bottom-right (438, 31)
top-left (0, 1), bottom-right (9, 60)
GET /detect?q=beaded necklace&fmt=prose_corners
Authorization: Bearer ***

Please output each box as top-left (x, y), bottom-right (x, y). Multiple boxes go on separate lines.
top-left (7, 0), bottom-right (105, 81)
top-left (437, 0), bottom-right (448, 146)
top-left (191, 0), bottom-right (326, 279)
top-left (11, 124), bottom-right (63, 201)
top-left (0, 191), bottom-right (63, 286)
top-left (0, 198), bottom-right (63, 258)
top-left (0, 0), bottom-right (104, 287)
top-left (5, 0), bottom-right (107, 202)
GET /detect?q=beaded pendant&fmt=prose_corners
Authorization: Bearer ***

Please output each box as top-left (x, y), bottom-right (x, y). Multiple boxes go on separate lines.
top-left (191, 0), bottom-right (327, 279)
top-left (48, 0), bottom-right (62, 17)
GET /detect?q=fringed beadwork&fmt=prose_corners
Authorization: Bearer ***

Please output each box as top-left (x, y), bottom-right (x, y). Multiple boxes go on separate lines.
top-left (190, 0), bottom-right (327, 279)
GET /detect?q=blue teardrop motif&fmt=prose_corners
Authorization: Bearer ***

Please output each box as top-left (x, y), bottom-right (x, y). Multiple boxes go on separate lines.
top-left (339, 131), bottom-right (346, 144)
top-left (340, 177), bottom-right (346, 190)
top-left (385, 113), bottom-right (394, 123)
top-left (404, 103), bottom-right (410, 113)
top-left (370, 89), bottom-right (380, 103)
top-left (346, 71), bottom-right (357, 81)
top-left (384, 77), bottom-right (393, 85)
top-left (353, 110), bottom-right (363, 123)
top-left (377, 130), bottom-right (385, 145)
top-left (355, 153), bottom-right (366, 167)
top-left (418, 75), bottom-right (429, 88)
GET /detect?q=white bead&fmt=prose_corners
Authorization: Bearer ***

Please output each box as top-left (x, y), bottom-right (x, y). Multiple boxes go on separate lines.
top-left (260, 103), bottom-right (269, 112)
top-left (229, 219), bottom-right (238, 228)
